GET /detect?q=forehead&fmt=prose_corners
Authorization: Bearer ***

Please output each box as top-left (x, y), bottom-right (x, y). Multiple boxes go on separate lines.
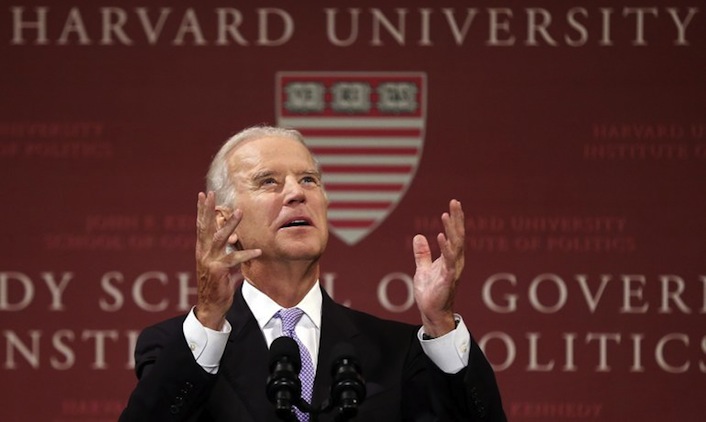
top-left (227, 136), bottom-right (317, 174)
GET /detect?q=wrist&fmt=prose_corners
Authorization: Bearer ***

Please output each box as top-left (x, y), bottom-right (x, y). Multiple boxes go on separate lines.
top-left (195, 306), bottom-right (227, 331)
top-left (421, 313), bottom-right (457, 339)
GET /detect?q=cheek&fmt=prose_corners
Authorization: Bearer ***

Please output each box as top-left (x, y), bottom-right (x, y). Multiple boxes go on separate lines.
top-left (314, 193), bottom-right (329, 212)
top-left (246, 196), bottom-right (278, 221)
top-left (253, 205), bottom-right (281, 233)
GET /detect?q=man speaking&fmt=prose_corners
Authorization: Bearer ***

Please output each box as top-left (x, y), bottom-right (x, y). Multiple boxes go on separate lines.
top-left (120, 126), bottom-right (506, 421)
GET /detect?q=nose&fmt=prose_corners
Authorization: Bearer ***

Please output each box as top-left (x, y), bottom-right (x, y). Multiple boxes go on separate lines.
top-left (283, 176), bottom-right (306, 205)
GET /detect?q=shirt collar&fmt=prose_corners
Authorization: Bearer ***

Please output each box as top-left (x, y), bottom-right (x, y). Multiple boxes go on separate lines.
top-left (242, 279), bottom-right (322, 331)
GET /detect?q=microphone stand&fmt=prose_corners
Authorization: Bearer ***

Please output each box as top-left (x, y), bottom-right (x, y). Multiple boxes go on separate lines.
top-left (270, 341), bottom-right (365, 422)
top-left (287, 397), bottom-right (358, 422)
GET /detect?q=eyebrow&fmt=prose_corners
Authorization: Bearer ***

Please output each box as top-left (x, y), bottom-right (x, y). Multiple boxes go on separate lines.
top-left (251, 170), bottom-right (277, 182)
top-left (301, 169), bottom-right (322, 178)
top-left (250, 168), bottom-right (321, 182)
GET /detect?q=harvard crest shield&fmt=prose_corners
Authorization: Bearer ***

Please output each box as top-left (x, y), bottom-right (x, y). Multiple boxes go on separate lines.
top-left (276, 71), bottom-right (427, 245)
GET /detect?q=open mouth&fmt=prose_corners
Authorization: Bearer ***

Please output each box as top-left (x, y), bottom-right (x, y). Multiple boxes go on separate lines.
top-left (281, 218), bottom-right (312, 228)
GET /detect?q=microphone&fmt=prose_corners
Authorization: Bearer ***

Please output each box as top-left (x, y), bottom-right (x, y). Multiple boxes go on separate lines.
top-left (329, 343), bottom-right (366, 419)
top-left (266, 336), bottom-right (302, 420)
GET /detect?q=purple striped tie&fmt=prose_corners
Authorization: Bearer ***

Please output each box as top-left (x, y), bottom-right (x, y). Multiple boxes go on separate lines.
top-left (277, 308), bottom-right (314, 422)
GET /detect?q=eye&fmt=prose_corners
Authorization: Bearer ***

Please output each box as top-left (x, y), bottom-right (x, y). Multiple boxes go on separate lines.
top-left (260, 177), bottom-right (278, 187)
top-left (301, 175), bottom-right (320, 186)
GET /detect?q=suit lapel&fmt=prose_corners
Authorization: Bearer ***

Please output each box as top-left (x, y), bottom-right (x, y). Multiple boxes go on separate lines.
top-left (312, 288), bottom-right (361, 407)
top-left (209, 283), bottom-right (273, 421)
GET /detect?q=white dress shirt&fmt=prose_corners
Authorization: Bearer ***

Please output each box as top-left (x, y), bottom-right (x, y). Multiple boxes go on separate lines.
top-left (183, 280), bottom-right (471, 374)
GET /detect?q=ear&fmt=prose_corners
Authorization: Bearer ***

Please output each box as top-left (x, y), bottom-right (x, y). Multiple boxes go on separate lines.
top-left (214, 206), bottom-right (233, 231)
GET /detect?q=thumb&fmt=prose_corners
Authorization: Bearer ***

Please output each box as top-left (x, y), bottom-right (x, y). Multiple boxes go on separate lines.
top-left (412, 234), bottom-right (432, 269)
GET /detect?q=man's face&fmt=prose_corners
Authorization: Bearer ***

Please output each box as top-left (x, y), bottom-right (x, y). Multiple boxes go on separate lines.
top-left (226, 136), bottom-right (329, 261)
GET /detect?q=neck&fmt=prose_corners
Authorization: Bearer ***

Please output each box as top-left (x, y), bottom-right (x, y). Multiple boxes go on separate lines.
top-left (242, 258), bottom-right (320, 308)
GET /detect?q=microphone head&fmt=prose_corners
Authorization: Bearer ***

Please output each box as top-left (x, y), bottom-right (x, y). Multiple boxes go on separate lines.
top-left (329, 342), bottom-right (366, 415)
top-left (266, 336), bottom-right (303, 413)
top-left (269, 336), bottom-right (301, 373)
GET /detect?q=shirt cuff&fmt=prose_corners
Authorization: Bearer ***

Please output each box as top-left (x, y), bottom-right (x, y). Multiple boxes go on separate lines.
top-left (183, 307), bottom-right (231, 374)
top-left (418, 314), bottom-right (471, 374)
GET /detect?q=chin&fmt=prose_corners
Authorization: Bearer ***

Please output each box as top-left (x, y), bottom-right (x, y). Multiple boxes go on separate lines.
top-left (279, 243), bottom-right (325, 261)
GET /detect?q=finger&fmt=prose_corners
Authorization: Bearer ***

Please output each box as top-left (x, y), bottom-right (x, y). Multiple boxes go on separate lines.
top-left (196, 191), bottom-right (206, 234)
top-left (437, 232), bottom-right (457, 271)
top-left (215, 208), bottom-right (242, 249)
top-left (439, 201), bottom-right (465, 272)
top-left (412, 234), bottom-right (432, 269)
top-left (224, 248), bottom-right (262, 267)
top-left (196, 192), bottom-right (214, 257)
top-left (441, 199), bottom-right (465, 248)
top-left (450, 199), bottom-right (464, 238)
top-left (197, 192), bottom-right (217, 241)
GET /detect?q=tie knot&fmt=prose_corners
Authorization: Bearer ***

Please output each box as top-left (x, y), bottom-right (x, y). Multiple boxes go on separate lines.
top-left (277, 307), bottom-right (304, 333)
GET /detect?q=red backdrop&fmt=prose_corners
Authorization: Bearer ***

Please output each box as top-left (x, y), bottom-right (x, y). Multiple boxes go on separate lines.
top-left (1, 1), bottom-right (705, 421)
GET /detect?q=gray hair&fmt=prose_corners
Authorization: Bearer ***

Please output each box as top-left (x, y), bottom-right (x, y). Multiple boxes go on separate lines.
top-left (206, 125), bottom-right (311, 207)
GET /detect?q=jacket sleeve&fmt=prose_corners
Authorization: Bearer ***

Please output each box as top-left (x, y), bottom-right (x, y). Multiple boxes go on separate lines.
top-left (460, 338), bottom-right (507, 421)
top-left (403, 332), bottom-right (507, 421)
top-left (119, 317), bottom-right (218, 422)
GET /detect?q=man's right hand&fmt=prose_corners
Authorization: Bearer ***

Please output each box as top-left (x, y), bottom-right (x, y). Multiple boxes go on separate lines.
top-left (194, 191), bottom-right (262, 330)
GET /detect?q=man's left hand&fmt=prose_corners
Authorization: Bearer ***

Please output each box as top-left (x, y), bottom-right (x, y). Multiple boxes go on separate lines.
top-left (412, 199), bottom-right (465, 338)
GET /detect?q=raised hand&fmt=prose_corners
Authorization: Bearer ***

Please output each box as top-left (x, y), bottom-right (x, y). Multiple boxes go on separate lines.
top-left (195, 191), bottom-right (261, 330)
top-left (412, 199), bottom-right (465, 337)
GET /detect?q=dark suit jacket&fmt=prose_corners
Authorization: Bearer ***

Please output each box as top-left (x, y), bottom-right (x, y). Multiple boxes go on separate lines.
top-left (120, 285), bottom-right (506, 421)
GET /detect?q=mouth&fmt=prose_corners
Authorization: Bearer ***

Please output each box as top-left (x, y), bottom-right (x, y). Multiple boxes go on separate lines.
top-left (280, 218), bottom-right (313, 229)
